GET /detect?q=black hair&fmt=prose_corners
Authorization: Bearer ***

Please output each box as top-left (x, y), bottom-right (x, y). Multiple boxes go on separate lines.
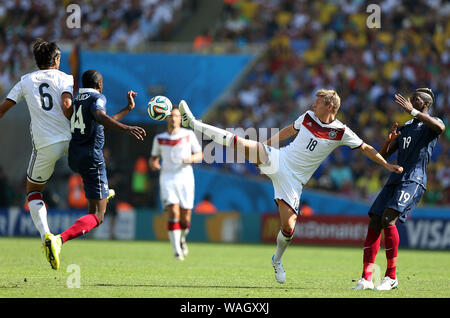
top-left (81, 70), bottom-right (103, 89)
top-left (32, 38), bottom-right (60, 69)
top-left (415, 88), bottom-right (434, 106)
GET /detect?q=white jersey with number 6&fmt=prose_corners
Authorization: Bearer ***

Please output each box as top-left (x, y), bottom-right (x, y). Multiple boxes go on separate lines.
top-left (6, 69), bottom-right (73, 150)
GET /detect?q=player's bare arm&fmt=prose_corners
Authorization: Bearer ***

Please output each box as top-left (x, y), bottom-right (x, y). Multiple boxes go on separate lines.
top-left (111, 90), bottom-right (137, 122)
top-left (92, 109), bottom-right (146, 141)
top-left (61, 92), bottom-right (73, 120)
top-left (0, 98), bottom-right (16, 119)
top-left (264, 123), bottom-right (298, 147)
top-left (394, 93), bottom-right (445, 134)
top-left (183, 152), bottom-right (203, 164)
top-left (149, 156), bottom-right (161, 170)
top-left (359, 142), bottom-right (403, 174)
top-left (380, 122), bottom-right (401, 158)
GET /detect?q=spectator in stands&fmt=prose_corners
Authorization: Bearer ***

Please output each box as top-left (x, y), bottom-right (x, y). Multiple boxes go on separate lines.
top-left (329, 159), bottom-right (353, 190)
top-left (193, 29), bottom-right (213, 52)
top-left (131, 156), bottom-right (151, 208)
top-left (194, 194), bottom-right (218, 214)
top-left (208, 0), bottom-right (449, 206)
top-left (299, 200), bottom-right (314, 217)
top-left (67, 174), bottom-right (88, 210)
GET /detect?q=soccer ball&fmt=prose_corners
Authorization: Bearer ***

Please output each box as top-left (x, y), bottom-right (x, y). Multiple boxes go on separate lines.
top-left (147, 95), bottom-right (173, 121)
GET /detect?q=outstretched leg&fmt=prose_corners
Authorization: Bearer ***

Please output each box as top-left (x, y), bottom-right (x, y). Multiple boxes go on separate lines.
top-left (60, 198), bottom-right (106, 243)
top-left (179, 100), bottom-right (268, 165)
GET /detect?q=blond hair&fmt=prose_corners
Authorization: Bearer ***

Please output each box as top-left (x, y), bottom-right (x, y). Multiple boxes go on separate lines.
top-left (316, 89), bottom-right (341, 113)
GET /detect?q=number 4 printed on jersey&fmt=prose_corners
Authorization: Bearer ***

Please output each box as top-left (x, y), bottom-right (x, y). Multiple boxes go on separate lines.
top-left (71, 106), bottom-right (85, 134)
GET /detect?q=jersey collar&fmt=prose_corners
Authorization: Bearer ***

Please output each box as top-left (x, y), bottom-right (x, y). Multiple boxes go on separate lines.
top-left (79, 88), bottom-right (100, 94)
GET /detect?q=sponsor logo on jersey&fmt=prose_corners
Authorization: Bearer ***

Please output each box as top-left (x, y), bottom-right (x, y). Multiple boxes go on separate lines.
top-left (328, 130), bottom-right (337, 139)
top-left (158, 135), bottom-right (190, 146)
top-left (302, 114), bottom-right (344, 140)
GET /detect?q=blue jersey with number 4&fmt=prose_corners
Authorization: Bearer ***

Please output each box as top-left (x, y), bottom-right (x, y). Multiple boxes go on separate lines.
top-left (69, 87), bottom-right (106, 164)
top-left (386, 117), bottom-right (443, 189)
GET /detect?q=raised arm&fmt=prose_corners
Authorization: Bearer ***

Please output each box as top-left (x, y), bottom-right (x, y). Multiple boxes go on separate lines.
top-left (92, 110), bottom-right (146, 141)
top-left (359, 142), bottom-right (403, 174)
top-left (380, 122), bottom-right (401, 159)
top-left (264, 123), bottom-right (299, 147)
top-left (111, 90), bottom-right (136, 122)
top-left (395, 93), bottom-right (445, 135)
top-left (0, 98), bottom-right (16, 119)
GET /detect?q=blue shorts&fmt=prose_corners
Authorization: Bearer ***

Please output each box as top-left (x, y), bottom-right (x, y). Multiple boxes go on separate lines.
top-left (68, 152), bottom-right (109, 200)
top-left (368, 181), bottom-right (425, 223)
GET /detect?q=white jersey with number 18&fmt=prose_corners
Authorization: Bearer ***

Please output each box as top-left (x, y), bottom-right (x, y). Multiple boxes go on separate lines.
top-left (7, 69), bottom-right (73, 150)
top-left (282, 110), bottom-right (364, 184)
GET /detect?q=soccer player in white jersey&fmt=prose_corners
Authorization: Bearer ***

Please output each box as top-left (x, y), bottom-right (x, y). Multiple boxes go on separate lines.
top-left (0, 39), bottom-right (74, 264)
top-left (179, 89), bottom-right (403, 283)
top-left (149, 107), bottom-right (203, 260)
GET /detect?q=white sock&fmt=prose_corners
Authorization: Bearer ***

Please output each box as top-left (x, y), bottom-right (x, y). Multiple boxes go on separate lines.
top-left (28, 195), bottom-right (50, 241)
top-left (181, 227), bottom-right (190, 242)
top-left (192, 120), bottom-right (235, 147)
top-left (273, 229), bottom-right (293, 262)
top-left (168, 229), bottom-right (183, 255)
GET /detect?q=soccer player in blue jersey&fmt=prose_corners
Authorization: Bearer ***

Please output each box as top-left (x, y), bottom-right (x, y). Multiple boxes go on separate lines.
top-left (353, 88), bottom-right (446, 290)
top-left (44, 69), bottom-right (146, 270)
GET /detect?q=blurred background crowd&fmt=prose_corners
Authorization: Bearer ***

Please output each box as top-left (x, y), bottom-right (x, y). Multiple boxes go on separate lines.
top-left (0, 0), bottom-right (197, 94)
top-left (0, 0), bottom-right (448, 209)
top-left (209, 0), bottom-right (450, 206)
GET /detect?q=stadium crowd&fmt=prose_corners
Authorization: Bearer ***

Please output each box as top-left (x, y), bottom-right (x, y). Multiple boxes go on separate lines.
top-left (0, 0), bottom-right (448, 209)
top-left (209, 0), bottom-right (450, 205)
top-left (0, 0), bottom-right (196, 95)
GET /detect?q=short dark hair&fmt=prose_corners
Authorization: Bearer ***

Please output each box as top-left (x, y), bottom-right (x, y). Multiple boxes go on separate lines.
top-left (415, 88), bottom-right (434, 106)
top-left (82, 70), bottom-right (103, 89)
top-left (32, 39), bottom-right (60, 69)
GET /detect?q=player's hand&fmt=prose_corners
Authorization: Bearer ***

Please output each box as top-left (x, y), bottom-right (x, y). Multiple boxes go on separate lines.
top-left (394, 93), bottom-right (414, 113)
top-left (386, 163), bottom-right (403, 174)
top-left (149, 160), bottom-right (161, 171)
top-left (126, 125), bottom-right (146, 141)
top-left (127, 91), bottom-right (137, 110)
top-left (386, 122), bottom-right (401, 142)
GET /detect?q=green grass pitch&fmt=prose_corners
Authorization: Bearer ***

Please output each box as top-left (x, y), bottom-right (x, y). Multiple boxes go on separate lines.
top-left (0, 237), bottom-right (449, 298)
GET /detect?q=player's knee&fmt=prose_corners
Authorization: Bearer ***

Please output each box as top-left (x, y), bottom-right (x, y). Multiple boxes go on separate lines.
top-left (280, 223), bottom-right (295, 236)
top-left (381, 209), bottom-right (399, 228)
top-left (381, 217), bottom-right (396, 228)
top-left (368, 215), bottom-right (382, 231)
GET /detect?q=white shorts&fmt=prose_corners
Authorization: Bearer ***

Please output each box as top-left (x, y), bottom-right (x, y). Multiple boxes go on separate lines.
top-left (258, 145), bottom-right (303, 214)
top-left (27, 141), bottom-right (69, 184)
top-left (159, 173), bottom-right (195, 210)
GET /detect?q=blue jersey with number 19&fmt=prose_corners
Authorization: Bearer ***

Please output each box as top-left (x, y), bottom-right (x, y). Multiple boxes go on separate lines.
top-left (69, 88), bottom-right (106, 165)
top-left (386, 117), bottom-right (443, 189)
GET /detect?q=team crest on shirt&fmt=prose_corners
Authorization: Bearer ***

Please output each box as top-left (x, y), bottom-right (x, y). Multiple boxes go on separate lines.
top-left (328, 130), bottom-right (337, 139)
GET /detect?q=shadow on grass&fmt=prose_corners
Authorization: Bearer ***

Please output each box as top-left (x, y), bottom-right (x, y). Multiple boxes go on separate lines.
top-left (94, 283), bottom-right (307, 290)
